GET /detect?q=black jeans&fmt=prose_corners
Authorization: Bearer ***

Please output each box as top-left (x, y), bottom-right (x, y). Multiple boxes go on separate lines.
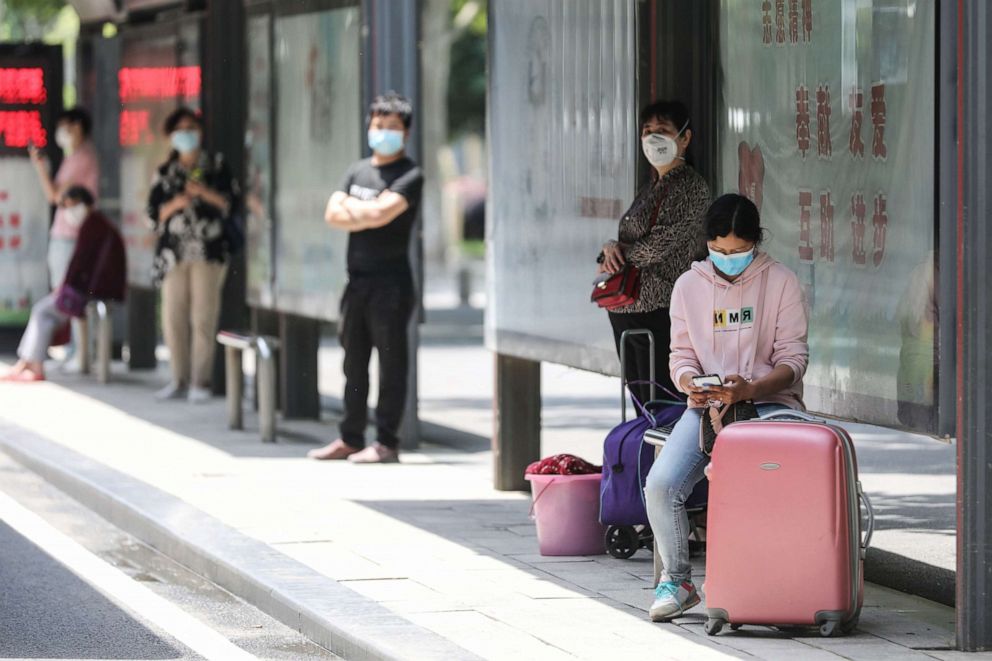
top-left (339, 274), bottom-right (415, 449)
top-left (608, 307), bottom-right (684, 408)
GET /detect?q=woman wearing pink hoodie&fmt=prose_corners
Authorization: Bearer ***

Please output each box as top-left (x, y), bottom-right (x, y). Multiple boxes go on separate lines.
top-left (645, 194), bottom-right (809, 622)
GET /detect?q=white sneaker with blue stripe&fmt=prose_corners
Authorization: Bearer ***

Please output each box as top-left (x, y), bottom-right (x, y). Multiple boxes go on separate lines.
top-left (650, 579), bottom-right (701, 622)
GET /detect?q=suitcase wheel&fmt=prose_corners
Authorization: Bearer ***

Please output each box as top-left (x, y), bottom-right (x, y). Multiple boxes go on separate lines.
top-left (605, 525), bottom-right (639, 559)
top-left (819, 620), bottom-right (839, 637)
top-left (704, 618), bottom-right (725, 636)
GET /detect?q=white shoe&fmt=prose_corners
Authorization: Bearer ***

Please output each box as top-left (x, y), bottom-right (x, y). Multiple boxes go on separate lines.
top-left (187, 386), bottom-right (212, 404)
top-left (59, 359), bottom-right (82, 375)
top-left (155, 382), bottom-right (187, 401)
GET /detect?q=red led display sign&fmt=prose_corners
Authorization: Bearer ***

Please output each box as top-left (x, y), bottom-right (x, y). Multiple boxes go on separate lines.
top-left (118, 66), bottom-right (201, 102)
top-left (0, 68), bottom-right (46, 104)
top-left (0, 61), bottom-right (56, 152)
top-left (0, 110), bottom-right (47, 148)
top-left (118, 66), bottom-right (201, 146)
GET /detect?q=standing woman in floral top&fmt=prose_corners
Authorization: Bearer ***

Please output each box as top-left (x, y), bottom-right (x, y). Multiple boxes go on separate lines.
top-left (147, 107), bottom-right (240, 404)
top-left (599, 100), bottom-right (711, 404)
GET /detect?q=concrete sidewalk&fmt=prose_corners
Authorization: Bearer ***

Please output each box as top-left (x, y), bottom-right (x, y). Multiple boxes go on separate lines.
top-left (0, 355), bottom-right (971, 660)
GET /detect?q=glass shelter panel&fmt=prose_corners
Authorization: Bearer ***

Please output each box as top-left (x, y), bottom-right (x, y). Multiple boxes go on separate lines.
top-left (272, 6), bottom-right (361, 320)
top-left (718, 0), bottom-right (936, 430)
top-left (246, 13), bottom-right (274, 308)
top-left (487, 0), bottom-right (638, 374)
top-left (0, 46), bottom-right (61, 325)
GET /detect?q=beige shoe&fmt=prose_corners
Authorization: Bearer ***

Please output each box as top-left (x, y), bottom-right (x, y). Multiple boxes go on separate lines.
top-left (307, 439), bottom-right (362, 460)
top-left (347, 443), bottom-right (399, 464)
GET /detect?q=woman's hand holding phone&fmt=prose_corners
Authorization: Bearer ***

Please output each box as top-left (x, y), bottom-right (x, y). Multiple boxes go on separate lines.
top-left (682, 373), bottom-right (717, 407)
top-left (702, 374), bottom-right (754, 406)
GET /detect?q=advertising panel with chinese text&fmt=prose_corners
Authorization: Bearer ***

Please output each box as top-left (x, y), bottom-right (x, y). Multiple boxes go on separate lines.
top-left (0, 45), bottom-right (62, 326)
top-left (487, 0), bottom-right (638, 374)
top-left (119, 23), bottom-right (201, 288)
top-left (271, 6), bottom-right (360, 321)
top-left (720, 0), bottom-right (936, 430)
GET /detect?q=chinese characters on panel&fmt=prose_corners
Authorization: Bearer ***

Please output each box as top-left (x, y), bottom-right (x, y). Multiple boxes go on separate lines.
top-left (118, 66), bottom-right (201, 146)
top-left (773, 6), bottom-right (889, 269)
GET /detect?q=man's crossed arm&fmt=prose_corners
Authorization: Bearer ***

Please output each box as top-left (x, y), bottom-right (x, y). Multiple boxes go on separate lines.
top-left (324, 190), bottom-right (410, 233)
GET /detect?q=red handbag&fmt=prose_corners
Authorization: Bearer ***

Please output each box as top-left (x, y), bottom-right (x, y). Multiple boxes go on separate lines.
top-left (591, 181), bottom-right (669, 311)
top-left (591, 267), bottom-right (642, 310)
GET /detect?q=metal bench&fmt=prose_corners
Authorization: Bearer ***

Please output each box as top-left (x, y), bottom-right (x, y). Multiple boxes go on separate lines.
top-left (216, 330), bottom-right (280, 443)
top-left (77, 300), bottom-right (113, 383)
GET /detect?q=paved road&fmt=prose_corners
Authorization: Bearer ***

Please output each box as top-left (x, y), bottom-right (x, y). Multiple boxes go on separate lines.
top-left (0, 520), bottom-right (183, 659)
top-left (0, 453), bottom-right (340, 661)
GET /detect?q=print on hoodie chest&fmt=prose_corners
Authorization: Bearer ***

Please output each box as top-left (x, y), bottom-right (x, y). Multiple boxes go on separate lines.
top-left (714, 307), bottom-right (755, 332)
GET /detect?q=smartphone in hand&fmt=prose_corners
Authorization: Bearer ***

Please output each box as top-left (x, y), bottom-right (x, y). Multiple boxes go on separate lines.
top-left (691, 374), bottom-right (723, 390)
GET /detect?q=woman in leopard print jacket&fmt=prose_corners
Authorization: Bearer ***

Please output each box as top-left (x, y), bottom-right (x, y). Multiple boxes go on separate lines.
top-left (598, 100), bottom-right (711, 405)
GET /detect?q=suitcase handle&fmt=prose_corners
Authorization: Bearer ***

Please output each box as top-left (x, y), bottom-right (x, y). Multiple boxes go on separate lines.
top-left (757, 409), bottom-right (825, 423)
top-left (858, 482), bottom-right (875, 558)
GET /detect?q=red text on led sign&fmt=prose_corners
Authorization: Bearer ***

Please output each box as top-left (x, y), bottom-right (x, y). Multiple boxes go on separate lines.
top-left (118, 66), bottom-right (201, 102)
top-left (0, 68), bottom-right (46, 104)
top-left (0, 111), bottom-right (47, 148)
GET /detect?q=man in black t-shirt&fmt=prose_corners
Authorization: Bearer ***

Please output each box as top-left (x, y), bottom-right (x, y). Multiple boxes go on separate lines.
top-left (308, 93), bottom-right (424, 464)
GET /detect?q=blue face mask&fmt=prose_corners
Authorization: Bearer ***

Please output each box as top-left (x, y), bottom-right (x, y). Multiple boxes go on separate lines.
top-left (709, 247), bottom-right (755, 276)
top-left (368, 129), bottom-right (405, 156)
top-left (171, 129), bottom-right (201, 154)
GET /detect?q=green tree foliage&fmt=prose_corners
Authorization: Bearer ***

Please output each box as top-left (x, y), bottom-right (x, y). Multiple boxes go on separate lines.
top-left (447, 0), bottom-right (486, 138)
top-left (1, 0), bottom-right (67, 41)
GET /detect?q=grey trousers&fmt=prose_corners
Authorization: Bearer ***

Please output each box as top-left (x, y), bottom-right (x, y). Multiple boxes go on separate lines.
top-left (18, 293), bottom-right (69, 364)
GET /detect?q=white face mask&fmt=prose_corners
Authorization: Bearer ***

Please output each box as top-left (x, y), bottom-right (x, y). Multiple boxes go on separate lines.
top-left (641, 119), bottom-right (690, 167)
top-left (64, 204), bottom-right (88, 228)
top-left (55, 126), bottom-right (73, 151)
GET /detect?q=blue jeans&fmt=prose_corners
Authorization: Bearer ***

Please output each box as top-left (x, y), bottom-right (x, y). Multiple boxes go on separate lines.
top-left (644, 403), bottom-right (791, 584)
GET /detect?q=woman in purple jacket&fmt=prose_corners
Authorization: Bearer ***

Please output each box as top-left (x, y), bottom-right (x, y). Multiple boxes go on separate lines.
top-left (2, 187), bottom-right (125, 382)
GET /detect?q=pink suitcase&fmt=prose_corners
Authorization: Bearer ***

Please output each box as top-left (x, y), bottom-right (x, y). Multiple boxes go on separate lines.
top-left (702, 411), bottom-right (874, 637)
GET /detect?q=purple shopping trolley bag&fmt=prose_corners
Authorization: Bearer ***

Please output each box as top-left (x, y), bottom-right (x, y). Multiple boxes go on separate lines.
top-left (600, 383), bottom-right (685, 527)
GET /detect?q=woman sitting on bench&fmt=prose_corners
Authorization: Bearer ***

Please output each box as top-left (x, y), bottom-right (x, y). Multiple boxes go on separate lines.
top-left (2, 186), bottom-right (126, 382)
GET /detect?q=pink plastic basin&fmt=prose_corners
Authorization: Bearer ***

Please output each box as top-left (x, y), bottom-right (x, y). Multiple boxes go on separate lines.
top-left (525, 473), bottom-right (606, 556)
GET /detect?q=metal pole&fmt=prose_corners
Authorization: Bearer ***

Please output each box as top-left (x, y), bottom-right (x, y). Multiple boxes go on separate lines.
top-left (95, 301), bottom-right (111, 384)
top-left (225, 346), bottom-right (243, 430)
top-left (78, 310), bottom-right (91, 376)
top-left (957, 0), bottom-right (992, 650)
top-left (493, 353), bottom-right (541, 491)
top-left (257, 337), bottom-right (277, 443)
top-left (365, 0), bottom-right (423, 450)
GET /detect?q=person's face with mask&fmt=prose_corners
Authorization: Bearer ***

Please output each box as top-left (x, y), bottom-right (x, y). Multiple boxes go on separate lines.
top-left (641, 116), bottom-right (691, 170)
top-left (170, 115), bottom-right (203, 157)
top-left (707, 232), bottom-right (757, 280)
top-left (55, 120), bottom-right (83, 153)
top-left (60, 195), bottom-right (90, 229)
top-left (367, 113), bottom-right (409, 159)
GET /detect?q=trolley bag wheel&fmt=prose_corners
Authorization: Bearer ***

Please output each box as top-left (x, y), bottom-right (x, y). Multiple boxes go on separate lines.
top-left (605, 525), bottom-right (639, 559)
top-left (704, 618), bottom-right (725, 636)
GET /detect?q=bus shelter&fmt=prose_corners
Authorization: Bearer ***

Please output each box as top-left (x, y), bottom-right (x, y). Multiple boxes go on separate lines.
top-left (486, 0), bottom-right (989, 649)
top-left (71, 0), bottom-right (424, 445)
